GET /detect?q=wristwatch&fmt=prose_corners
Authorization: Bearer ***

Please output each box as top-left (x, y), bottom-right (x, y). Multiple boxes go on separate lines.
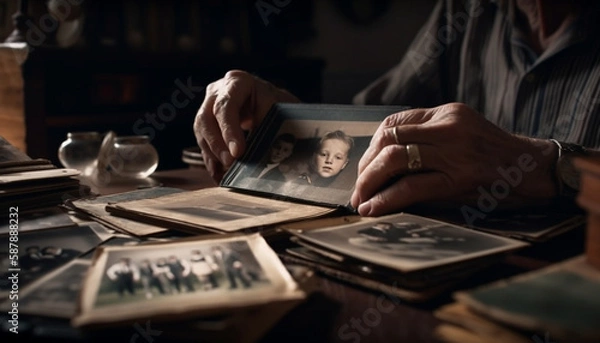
top-left (550, 139), bottom-right (589, 198)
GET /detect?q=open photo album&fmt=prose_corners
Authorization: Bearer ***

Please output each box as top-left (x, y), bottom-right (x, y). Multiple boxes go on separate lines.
top-left (105, 103), bottom-right (584, 241)
top-left (106, 103), bottom-right (408, 234)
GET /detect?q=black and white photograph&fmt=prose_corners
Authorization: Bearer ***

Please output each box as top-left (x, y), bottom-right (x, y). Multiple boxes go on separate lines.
top-left (73, 234), bottom-right (304, 327)
top-left (222, 103), bottom-right (408, 207)
top-left (0, 206), bottom-right (76, 236)
top-left (290, 213), bottom-right (528, 273)
top-left (0, 225), bottom-right (106, 293)
top-left (13, 260), bottom-right (91, 318)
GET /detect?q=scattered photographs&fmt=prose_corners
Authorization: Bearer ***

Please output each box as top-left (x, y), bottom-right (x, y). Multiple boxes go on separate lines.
top-left (0, 225), bottom-right (106, 293)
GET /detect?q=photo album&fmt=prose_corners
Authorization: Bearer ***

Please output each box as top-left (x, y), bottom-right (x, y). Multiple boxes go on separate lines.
top-left (105, 103), bottom-right (409, 234)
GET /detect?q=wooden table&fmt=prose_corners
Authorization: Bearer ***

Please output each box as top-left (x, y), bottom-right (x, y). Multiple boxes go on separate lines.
top-left (4, 168), bottom-right (583, 342)
top-left (91, 167), bottom-right (584, 343)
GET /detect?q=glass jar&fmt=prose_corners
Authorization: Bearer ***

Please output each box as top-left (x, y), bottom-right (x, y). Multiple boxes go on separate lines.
top-left (58, 131), bottom-right (103, 176)
top-left (108, 135), bottom-right (159, 179)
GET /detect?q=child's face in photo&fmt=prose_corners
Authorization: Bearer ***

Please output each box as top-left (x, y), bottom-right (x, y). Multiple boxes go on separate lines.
top-left (314, 138), bottom-right (350, 178)
top-left (269, 140), bottom-right (294, 164)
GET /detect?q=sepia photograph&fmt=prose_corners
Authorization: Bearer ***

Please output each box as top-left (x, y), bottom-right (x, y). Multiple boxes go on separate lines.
top-left (73, 234), bottom-right (304, 327)
top-left (222, 103), bottom-right (408, 207)
top-left (106, 187), bottom-right (335, 234)
top-left (14, 260), bottom-right (91, 318)
top-left (289, 213), bottom-right (528, 273)
top-left (0, 225), bottom-right (106, 293)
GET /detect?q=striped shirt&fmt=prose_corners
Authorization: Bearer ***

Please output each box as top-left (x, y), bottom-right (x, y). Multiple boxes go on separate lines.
top-left (353, 0), bottom-right (600, 149)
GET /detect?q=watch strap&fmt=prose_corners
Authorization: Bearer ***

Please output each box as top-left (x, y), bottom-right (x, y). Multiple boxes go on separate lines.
top-left (549, 139), bottom-right (589, 198)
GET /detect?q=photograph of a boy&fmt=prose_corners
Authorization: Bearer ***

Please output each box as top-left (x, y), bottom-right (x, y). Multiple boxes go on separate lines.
top-left (295, 130), bottom-right (354, 187)
top-left (250, 133), bottom-right (296, 182)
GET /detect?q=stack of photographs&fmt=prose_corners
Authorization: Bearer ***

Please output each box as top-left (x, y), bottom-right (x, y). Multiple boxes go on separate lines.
top-left (66, 187), bottom-right (187, 237)
top-left (0, 136), bottom-right (90, 211)
top-left (282, 213), bottom-right (529, 302)
top-left (72, 233), bottom-right (307, 328)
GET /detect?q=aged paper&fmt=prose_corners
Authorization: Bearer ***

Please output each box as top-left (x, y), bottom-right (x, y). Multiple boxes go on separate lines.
top-left (106, 187), bottom-right (336, 234)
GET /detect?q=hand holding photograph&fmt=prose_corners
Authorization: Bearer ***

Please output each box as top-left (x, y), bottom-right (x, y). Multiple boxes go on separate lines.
top-left (102, 103), bottom-right (408, 235)
top-left (222, 103), bottom-right (409, 208)
top-left (72, 233), bottom-right (306, 327)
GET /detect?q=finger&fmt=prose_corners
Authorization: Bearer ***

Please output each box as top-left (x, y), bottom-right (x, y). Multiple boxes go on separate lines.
top-left (357, 126), bottom-right (398, 175)
top-left (351, 143), bottom-right (437, 207)
top-left (196, 91), bottom-right (233, 169)
top-left (393, 123), bottom-right (448, 145)
top-left (357, 108), bottom-right (433, 175)
top-left (198, 137), bottom-right (222, 183)
top-left (356, 172), bottom-right (456, 216)
top-left (358, 121), bottom-right (439, 177)
top-left (213, 71), bottom-right (256, 161)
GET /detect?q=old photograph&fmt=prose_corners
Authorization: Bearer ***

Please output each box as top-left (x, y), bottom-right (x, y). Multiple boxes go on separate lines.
top-left (106, 187), bottom-right (335, 234)
top-left (73, 234), bottom-right (304, 327)
top-left (0, 225), bottom-right (105, 292)
top-left (289, 213), bottom-right (528, 273)
top-left (223, 103), bottom-right (408, 208)
top-left (15, 260), bottom-right (91, 318)
top-left (0, 207), bottom-right (76, 235)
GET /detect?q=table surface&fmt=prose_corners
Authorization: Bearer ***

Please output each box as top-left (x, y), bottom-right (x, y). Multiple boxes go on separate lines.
top-left (12, 167), bottom-right (586, 343)
top-left (129, 168), bottom-right (586, 342)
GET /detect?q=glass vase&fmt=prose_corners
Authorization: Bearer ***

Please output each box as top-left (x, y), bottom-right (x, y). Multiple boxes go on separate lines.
top-left (58, 131), bottom-right (103, 176)
top-left (109, 135), bottom-right (159, 179)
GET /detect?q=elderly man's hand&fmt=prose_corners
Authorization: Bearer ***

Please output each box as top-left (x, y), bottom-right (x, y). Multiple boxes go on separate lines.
top-left (194, 70), bottom-right (299, 182)
top-left (350, 103), bottom-right (559, 216)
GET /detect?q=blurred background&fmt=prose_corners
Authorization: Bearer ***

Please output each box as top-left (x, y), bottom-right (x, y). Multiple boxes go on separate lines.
top-left (0, 0), bottom-right (436, 171)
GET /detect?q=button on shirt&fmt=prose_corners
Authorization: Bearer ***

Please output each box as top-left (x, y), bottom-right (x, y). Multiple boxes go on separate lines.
top-left (353, 0), bottom-right (600, 148)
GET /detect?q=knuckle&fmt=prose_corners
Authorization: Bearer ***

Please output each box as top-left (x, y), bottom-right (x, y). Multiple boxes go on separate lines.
top-left (205, 81), bottom-right (218, 93)
top-left (382, 145), bottom-right (403, 164)
top-left (382, 115), bottom-right (400, 128)
top-left (224, 69), bottom-right (248, 80)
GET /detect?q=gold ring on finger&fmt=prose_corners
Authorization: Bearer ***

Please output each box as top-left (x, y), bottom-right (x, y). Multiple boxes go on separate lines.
top-left (405, 144), bottom-right (422, 171)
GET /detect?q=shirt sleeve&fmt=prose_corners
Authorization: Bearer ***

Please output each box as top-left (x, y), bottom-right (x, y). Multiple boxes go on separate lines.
top-left (352, 0), bottom-right (468, 108)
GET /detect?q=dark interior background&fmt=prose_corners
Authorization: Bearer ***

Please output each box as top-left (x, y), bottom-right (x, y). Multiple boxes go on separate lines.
top-left (0, 0), bottom-right (436, 170)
